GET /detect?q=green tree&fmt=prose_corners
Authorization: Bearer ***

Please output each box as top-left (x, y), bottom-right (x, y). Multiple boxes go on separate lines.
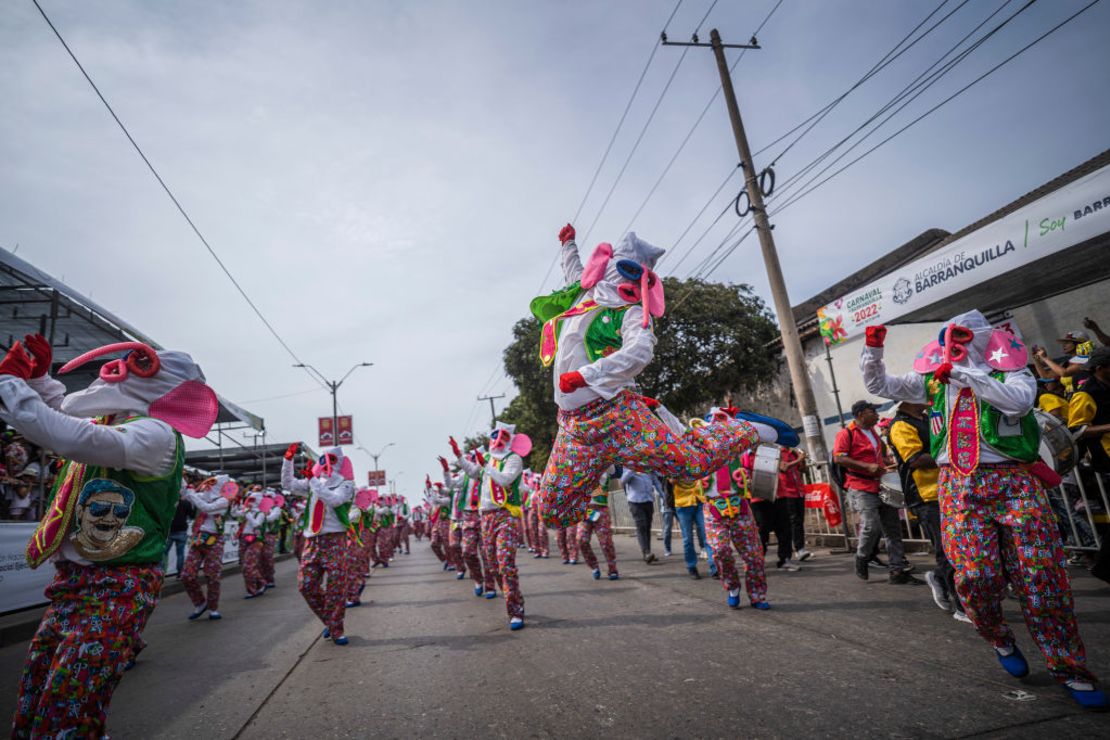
top-left (499, 278), bottom-right (779, 469)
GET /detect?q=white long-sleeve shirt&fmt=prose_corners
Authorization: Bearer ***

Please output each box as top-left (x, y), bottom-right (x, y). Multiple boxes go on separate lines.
top-left (280, 458), bottom-right (353, 536)
top-left (0, 375), bottom-right (177, 477)
top-left (459, 452), bottom-right (523, 511)
top-left (552, 240), bottom-right (657, 411)
top-left (186, 491), bottom-right (230, 534)
top-left (860, 345), bottom-right (1037, 465)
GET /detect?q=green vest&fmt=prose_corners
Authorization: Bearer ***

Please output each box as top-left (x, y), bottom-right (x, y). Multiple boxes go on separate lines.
top-left (531, 282), bottom-right (632, 365)
top-left (55, 419), bottom-right (185, 566)
top-left (926, 371), bottom-right (1040, 463)
top-left (490, 454), bottom-right (523, 516)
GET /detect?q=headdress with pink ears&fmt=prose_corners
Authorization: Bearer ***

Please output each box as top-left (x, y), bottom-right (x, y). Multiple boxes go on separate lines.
top-left (580, 232), bottom-right (666, 328)
top-left (57, 343), bottom-right (219, 439)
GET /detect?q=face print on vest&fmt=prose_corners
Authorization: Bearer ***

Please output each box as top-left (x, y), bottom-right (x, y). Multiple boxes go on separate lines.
top-left (71, 478), bottom-right (145, 561)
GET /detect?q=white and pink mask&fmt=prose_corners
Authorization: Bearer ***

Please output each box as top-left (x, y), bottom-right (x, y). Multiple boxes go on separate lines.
top-left (580, 232), bottom-right (667, 327)
top-left (58, 342), bottom-right (219, 439)
top-left (488, 421), bottom-right (532, 459)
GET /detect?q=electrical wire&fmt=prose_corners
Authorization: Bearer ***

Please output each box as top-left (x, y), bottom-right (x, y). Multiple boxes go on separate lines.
top-left (30, 0), bottom-right (325, 391)
top-left (657, 165), bottom-right (739, 270)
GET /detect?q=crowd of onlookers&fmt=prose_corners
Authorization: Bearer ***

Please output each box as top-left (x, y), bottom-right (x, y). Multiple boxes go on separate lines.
top-left (0, 427), bottom-right (60, 521)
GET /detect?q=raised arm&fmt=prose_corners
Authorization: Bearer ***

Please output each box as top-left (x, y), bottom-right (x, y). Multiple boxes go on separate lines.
top-left (280, 457), bottom-right (311, 496)
top-left (310, 478), bottom-right (354, 508)
top-left (859, 345), bottom-right (927, 403)
top-left (559, 224), bottom-right (584, 285)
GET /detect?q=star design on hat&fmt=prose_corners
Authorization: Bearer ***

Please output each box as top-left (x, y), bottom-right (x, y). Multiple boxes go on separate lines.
top-left (928, 352), bottom-right (942, 364)
top-left (989, 348), bottom-right (1008, 364)
top-left (1009, 338), bottom-right (1023, 350)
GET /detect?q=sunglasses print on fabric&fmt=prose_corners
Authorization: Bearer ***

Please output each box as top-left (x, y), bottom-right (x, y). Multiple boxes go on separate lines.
top-left (87, 502), bottom-right (130, 518)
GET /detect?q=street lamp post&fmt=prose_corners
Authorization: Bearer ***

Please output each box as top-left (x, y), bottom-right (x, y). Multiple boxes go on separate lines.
top-left (293, 361), bottom-right (373, 446)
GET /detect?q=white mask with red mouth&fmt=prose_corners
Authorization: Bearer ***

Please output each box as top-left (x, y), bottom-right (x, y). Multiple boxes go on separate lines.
top-left (488, 422), bottom-right (531, 460)
top-left (579, 232), bottom-right (667, 327)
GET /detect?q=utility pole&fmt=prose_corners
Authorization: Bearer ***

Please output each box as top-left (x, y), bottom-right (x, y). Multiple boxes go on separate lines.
top-left (662, 29), bottom-right (829, 463)
top-left (477, 393), bottom-right (505, 427)
top-left (294, 361), bottom-right (373, 447)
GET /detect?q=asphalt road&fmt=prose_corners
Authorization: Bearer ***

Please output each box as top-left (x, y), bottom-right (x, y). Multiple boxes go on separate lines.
top-left (1, 533), bottom-right (1108, 738)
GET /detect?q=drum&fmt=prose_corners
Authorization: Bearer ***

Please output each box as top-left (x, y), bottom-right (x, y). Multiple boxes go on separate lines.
top-left (748, 445), bottom-right (781, 501)
top-left (1035, 408), bottom-right (1078, 477)
top-left (878, 472), bottom-right (906, 508)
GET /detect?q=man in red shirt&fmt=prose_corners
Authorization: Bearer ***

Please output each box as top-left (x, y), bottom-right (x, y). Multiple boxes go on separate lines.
top-left (833, 400), bottom-right (921, 584)
top-left (777, 447), bottom-right (811, 563)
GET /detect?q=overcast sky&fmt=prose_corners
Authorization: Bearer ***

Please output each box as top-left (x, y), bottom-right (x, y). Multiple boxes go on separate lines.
top-left (3, 0), bottom-right (1108, 501)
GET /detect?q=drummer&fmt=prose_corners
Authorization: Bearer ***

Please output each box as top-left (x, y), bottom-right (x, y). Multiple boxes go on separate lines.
top-left (833, 400), bottom-right (922, 585)
top-left (888, 401), bottom-right (969, 621)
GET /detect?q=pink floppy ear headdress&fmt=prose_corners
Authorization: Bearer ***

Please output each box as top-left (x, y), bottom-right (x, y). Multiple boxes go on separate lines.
top-left (59, 341), bottom-right (161, 381)
top-left (913, 340), bottom-right (944, 374)
top-left (148, 380), bottom-right (220, 439)
top-left (984, 330), bottom-right (1028, 371)
top-left (339, 456), bottom-right (354, 481)
top-left (640, 269), bottom-right (665, 327)
top-left (580, 243), bottom-right (613, 290)
top-left (510, 433), bottom-right (532, 457)
top-left (355, 489), bottom-right (375, 509)
top-left (258, 496), bottom-right (276, 514)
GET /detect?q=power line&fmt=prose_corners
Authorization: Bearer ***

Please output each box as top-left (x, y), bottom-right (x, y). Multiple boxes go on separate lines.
top-left (31, 0), bottom-right (323, 390)
top-left (767, 0), bottom-right (1079, 218)
top-left (769, 0), bottom-right (1023, 204)
top-left (657, 165), bottom-right (738, 270)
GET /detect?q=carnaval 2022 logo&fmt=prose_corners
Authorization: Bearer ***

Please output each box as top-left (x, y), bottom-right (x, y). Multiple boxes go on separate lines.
top-left (845, 288), bottom-right (882, 324)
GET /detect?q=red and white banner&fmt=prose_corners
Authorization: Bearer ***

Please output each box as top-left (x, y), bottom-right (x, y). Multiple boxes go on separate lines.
top-left (368, 470), bottom-right (387, 487)
top-left (318, 417), bottom-right (335, 447)
top-left (337, 415), bottom-right (354, 446)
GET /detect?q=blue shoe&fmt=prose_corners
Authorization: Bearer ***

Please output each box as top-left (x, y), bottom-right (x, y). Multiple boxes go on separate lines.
top-left (733, 411), bottom-right (800, 448)
top-left (187, 606), bottom-right (207, 621)
top-left (244, 592), bottom-right (262, 600)
top-left (608, 573), bottom-right (620, 581)
top-left (322, 627), bottom-right (331, 639)
top-left (474, 585), bottom-right (483, 597)
top-left (484, 590), bottom-right (497, 599)
top-left (1065, 682), bottom-right (1108, 711)
top-left (333, 636), bottom-right (349, 646)
top-left (752, 601), bottom-right (771, 610)
top-left (123, 658), bottom-right (137, 671)
top-left (442, 563), bottom-right (450, 571)
top-left (456, 572), bottom-right (466, 580)
top-left (727, 589), bottom-right (741, 609)
top-left (208, 611), bottom-right (222, 620)
top-left (592, 568), bottom-right (601, 580)
top-left (562, 559), bottom-right (570, 565)
top-left (995, 645), bottom-right (1029, 678)
top-left (265, 582), bottom-right (276, 589)
top-left (446, 565), bottom-right (456, 571)
top-left (345, 600), bottom-right (361, 608)
top-left (509, 617), bottom-right (524, 631)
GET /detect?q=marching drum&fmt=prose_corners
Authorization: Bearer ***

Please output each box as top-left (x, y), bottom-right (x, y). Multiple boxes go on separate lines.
top-left (1035, 408), bottom-right (1078, 477)
top-left (878, 471), bottom-right (906, 508)
top-left (748, 445), bottom-right (781, 501)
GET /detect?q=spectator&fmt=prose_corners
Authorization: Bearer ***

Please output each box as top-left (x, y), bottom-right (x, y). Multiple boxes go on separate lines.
top-left (833, 400), bottom-right (922, 585)
top-left (659, 481), bottom-right (676, 558)
top-left (1033, 329), bottom-right (1093, 385)
top-left (741, 449), bottom-right (795, 571)
top-left (888, 401), bottom-right (969, 621)
top-left (621, 468), bottom-right (664, 563)
top-left (163, 491), bottom-right (195, 576)
top-left (777, 447), bottom-right (811, 563)
top-left (1068, 346), bottom-right (1110, 584)
top-left (672, 477), bottom-right (716, 580)
top-left (1083, 316), bottom-right (1110, 346)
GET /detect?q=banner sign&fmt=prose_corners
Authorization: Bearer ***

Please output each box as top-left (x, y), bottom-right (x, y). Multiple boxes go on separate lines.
top-left (368, 470), bottom-right (386, 487)
top-left (337, 415), bottom-right (354, 446)
top-left (0, 522), bottom-right (53, 612)
top-left (318, 417), bottom-right (334, 447)
top-left (818, 165), bottom-right (1110, 345)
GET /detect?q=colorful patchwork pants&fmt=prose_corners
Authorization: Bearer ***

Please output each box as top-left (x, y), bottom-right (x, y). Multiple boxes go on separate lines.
top-left (261, 532), bottom-right (278, 585)
top-left (449, 523), bottom-right (464, 571)
top-left (346, 533), bottom-right (373, 603)
top-left (12, 562), bottom-right (163, 739)
top-left (430, 519), bottom-right (449, 563)
top-left (578, 507), bottom-right (618, 575)
top-left (705, 504), bottom-right (767, 604)
top-left (522, 507), bottom-right (536, 550)
top-left (379, 525), bottom-right (396, 563)
top-left (460, 511), bottom-right (485, 588)
top-left (414, 521), bottom-right (426, 540)
top-left (181, 538), bottom-right (223, 610)
top-left (298, 532), bottom-right (349, 639)
top-left (940, 465), bottom-right (1096, 684)
top-left (240, 539), bottom-right (266, 596)
top-left (481, 509), bottom-right (525, 619)
top-left (293, 532), bottom-right (305, 561)
top-left (529, 508), bottom-right (550, 556)
top-left (536, 390), bottom-right (760, 527)
top-left (399, 522), bottom-right (411, 553)
top-left (556, 525), bottom-right (579, 561)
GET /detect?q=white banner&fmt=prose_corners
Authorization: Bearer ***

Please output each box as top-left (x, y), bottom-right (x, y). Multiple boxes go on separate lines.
top-left (0, 523), bottom-right (53, 613)
top-left (818, 164), bottom-right (1110, 345)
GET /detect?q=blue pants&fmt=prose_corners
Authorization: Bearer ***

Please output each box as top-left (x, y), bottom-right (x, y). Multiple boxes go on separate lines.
top-left (676, 505), bottom-right (715, 576)
top-left (661, 508), bottom-right (675, 552)
top-left (162, 531), bottom-right (188, 575)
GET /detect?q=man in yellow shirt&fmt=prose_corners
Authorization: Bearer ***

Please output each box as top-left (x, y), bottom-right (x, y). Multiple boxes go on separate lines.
top-left (672, 478), bottom-right (716, 579)
top-left (887, 402), bottom-right (968, 623)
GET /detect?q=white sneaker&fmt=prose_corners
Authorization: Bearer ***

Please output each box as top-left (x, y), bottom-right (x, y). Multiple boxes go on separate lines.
top-left (701, 550), bottom-right (709, 561)
top-left (796, 549), bottom-right (813, 561)
top-left (781, 560), bottom-right (800, 572)
top-left (952, 610), bottom-right (972, 624)
top-left (663, 550), bottom-right (672, 558)
top-left (925, 571), bottom-right (952, 611)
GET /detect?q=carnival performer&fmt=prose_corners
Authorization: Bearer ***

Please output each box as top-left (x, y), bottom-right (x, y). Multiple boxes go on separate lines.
top-left (860, 310), bottom-right (1105, 709)
top-left (376, 494), bottom-right (396, 565)
top-left (441, 450), bottom-right (488, 596)
top-left (577, 468), bottom-right (619, 580)
top-left (428, 479), bottom-right (453, 569)
top-left (290, 496), bottom-right (307, 561)
top-left (397, 496), bottom-right (411, 554)
top-left (452, 423), bottom-right (531, 630)
top-left (698, 413), bottom-right (770, 610)
top-left (445, 481), bottom-right (466, 579)
top-left (236, 487), bottom-right (268, 599)
top-left (0, 337), bottom-right (219, 738)
top-left (412, 501), bottom-right (427, 541)
top-left (260, 489), bottom-right (283, 589)
top-left (556, 522), bottom-right (580, 564)
top-left (281, 442), bottom-right (356, 646)
top-left (344, 490), bottom-right (372, 608)
top-left (182, 475), bottom-right (234, 619)
top-left (524, 471), bottom-right (550, 558)
top-left (531, 224), bottom-right (790, 529)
